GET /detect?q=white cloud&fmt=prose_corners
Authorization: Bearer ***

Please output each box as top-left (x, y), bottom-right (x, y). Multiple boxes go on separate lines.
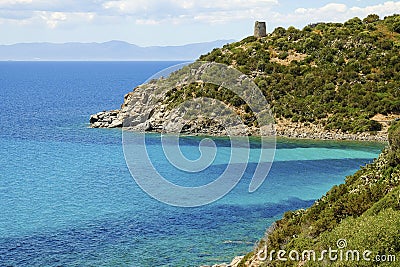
top-left (135, 18), bottom-right (160, 25)
top-left (349, 1), bottom-right (400, 16)
top-left (275, 1), bottom-right (400, 27)
top-left (0, 10), bottom-right (96, 29)
top-left (37, 11), bottom-right (95, 29)
top-left (0, 0), bottom-right (278, 27)
top-left (39, 11), bottom-right (66, 28)
top-left (0, 0), bottom-right (110, 13)
top-left (102, 0), bottom-right (147, 14)
top-left (320, 3), bottom-right (347, 13)
top-left (295, 3), bottom-right (347, 15)
top-left (101, 0), bottom-right (278, 23)
top-left (0, 0), bottom-right (33, 4)
top-left (0, 0), bottom-right (102, 28)
top-left (1, 0), bottom-right (399, 29)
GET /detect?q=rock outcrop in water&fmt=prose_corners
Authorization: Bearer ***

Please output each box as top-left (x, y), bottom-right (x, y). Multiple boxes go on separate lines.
top-left (90, 94), bottom-right (252, 136)
top-left (90, 110), bottom-right (123, 128)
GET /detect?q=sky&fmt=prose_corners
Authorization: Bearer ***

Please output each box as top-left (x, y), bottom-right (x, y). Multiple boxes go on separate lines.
top-left (0, 0), bottom-right (399, 46)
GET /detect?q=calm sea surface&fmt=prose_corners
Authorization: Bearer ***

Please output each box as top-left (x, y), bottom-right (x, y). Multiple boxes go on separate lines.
top-left (0, 62), bottom-right (384, 266)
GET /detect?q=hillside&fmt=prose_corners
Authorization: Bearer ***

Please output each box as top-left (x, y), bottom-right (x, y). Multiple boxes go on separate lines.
top-left (199, 14), bottom-right (400, 135)
top-left (233, 120), bottom-right (400, 267)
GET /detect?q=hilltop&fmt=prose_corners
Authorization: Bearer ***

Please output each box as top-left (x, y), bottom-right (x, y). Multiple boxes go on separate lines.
top-left (199, 14), bottom-right (400, 137)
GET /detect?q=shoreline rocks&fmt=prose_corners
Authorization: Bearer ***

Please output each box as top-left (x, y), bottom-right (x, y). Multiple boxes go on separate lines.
top-left (200, 256), bottom-right (244, 267)
top-left (89, 106), bottom-right (389, 142)
top-left (90, 110), bottom-right (123, 128)
top-left (274, 118), bottom-right (388, 142)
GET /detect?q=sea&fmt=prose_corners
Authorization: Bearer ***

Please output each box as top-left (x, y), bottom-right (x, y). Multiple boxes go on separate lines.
top-left (0, 62), bottom-right (385, 266)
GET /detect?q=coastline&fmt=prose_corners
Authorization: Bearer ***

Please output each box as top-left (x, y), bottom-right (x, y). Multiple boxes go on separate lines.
top-left (274, 118), bottom-right (389, 143)
top-left (90, 108), bottom-right (390, 143)
top-left (88, 60), bottom-right (398, 144)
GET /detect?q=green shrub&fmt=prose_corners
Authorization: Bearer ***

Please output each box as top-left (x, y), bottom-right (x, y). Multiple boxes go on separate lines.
top-left (388, 121), bottom-right (400, 165)
top-left (363, 14), bottom-right (380, 24)
top-left (279, 51), bottom-right (289, 60)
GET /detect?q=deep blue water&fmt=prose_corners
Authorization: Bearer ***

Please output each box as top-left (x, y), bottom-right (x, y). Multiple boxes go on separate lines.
top-left (0, 62), bottom-right (385, 266)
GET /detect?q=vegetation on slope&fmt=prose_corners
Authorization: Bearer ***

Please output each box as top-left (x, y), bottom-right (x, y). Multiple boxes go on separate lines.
top-left (164, 83), bottom-right (257, 127)
top-left (238, 120), bottom-right (400, 266)
top-left (183, 14), bottom-right (400, 134)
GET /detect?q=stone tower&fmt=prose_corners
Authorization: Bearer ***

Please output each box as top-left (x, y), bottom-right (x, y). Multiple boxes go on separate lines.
top-left (254, 21), bottom-right (267, 38)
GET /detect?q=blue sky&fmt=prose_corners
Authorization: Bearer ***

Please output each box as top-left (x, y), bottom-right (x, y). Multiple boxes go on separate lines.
top-left (0, 0), bottom-right (399, 46)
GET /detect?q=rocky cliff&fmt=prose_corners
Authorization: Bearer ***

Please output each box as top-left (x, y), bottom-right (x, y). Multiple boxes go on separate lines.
top-left (90, 62), bottom-right (276, 137)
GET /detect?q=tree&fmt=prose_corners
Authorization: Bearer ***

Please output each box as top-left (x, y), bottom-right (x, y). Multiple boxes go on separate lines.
top-left (363, 14), bottom-right (380, 24)
top-left (273, 27), bottom-right (286, 36)
top-left (345, 17), bottom-right (364, 30)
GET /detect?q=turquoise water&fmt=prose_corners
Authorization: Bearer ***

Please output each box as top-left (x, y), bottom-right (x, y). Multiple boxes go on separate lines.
top-left (0, 62), bottom-right (385, 266)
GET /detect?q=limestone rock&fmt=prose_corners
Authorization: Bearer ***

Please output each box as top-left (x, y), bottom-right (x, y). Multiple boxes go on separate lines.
top-left (89, 109), bottom-right (122, 128)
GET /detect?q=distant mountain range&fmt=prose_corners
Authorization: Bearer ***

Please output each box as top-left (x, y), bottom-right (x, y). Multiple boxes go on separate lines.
top-left (0, 40), bottom-right (234, 61)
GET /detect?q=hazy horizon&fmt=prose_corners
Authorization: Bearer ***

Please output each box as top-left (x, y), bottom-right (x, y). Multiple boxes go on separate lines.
top-left (0, 39), bottom-right (235, 61)
top-left (0, 39), bottom-right (235, 47)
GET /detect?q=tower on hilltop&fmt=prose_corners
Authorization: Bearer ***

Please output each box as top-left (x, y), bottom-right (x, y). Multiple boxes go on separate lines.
top-left (254, 21), bottom-right (267, 38)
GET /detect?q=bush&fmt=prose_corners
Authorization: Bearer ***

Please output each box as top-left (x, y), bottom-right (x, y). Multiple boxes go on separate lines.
top-left (257, 145), bottom-right (400, 266)
top-left (388, 121), bottom-right (400, 166)
top-left (363, 14), bottom-right (380, 24)
top-left (278, 51), bottom-right (289, 60)
top-left (389, 121), bottom-right (400, 150)
top-left (352, 118), bottom-right (382, 133)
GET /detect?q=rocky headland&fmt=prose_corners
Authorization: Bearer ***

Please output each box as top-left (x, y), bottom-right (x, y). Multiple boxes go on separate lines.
top-left (89, 86), bottom-right (393, 142)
